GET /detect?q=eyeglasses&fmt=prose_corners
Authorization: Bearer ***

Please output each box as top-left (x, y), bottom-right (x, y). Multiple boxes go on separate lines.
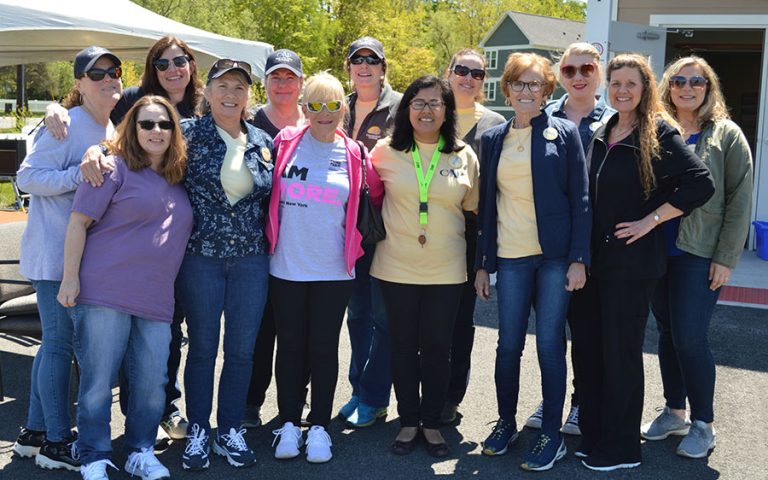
top-left (669, 75), bottom-right (708, 90)
top-left (350, 55), bottom-right (382, 66)
top-left (507, 80), bottom-right (543, 93)
top-left (213, 59), bottom-right (252, 74)
top-left (560, 63), bottom-right (596, 79)
top-left (137, 120), bottom-right (175, 131)
top-left (153, 55), bottom-right (190, 71)
top-left (305, 101), bottom-right (343, 113)
top-left (81, 66), bottom-right (122, 81)
top-left (452, 64), bottom-right (486, 81)
top-left (409, 99), bottom-right (444, 111)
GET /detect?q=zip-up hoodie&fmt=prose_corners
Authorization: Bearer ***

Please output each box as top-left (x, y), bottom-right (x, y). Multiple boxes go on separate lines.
top-left (266, 125), bottom-right (384, 276)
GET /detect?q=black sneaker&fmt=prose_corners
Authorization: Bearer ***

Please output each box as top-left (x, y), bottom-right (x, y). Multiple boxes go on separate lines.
top-left (182, 423), bottom-right (210, 471)
top-left (35, 435), bottom-right (80, 472)
top-left (13, 427), bottom-right (45, 458)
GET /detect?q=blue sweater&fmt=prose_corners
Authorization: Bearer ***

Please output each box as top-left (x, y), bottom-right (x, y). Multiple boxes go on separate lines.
top-left (475, 112), bottom-right (592, 273)
top-left (18, 107), bottom-right (114, 281)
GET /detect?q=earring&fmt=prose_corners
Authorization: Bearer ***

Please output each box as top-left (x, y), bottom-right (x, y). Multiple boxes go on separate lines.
top-left (504, 97), bottom-right (511, 106)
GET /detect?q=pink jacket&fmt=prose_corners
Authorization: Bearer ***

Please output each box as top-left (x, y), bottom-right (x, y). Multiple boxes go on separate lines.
top-left (266, 125), bottom-right (384, 276)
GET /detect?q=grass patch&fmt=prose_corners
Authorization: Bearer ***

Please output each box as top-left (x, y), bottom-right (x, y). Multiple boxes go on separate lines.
top-left (0, 180), bottom-right (19, 208)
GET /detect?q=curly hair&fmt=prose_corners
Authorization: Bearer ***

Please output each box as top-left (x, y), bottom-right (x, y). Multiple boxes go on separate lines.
top-left (607, 54), bottom-right (678, 199)
top-left (659, 55), bottom-right (730, 130)
top-left (105, 95), bottom-right (186, 184)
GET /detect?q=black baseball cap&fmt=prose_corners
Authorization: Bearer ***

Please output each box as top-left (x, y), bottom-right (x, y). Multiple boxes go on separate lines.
top-left (347, 37), bottom-right (385, 60)
top-left (207, 59), bottom-right (253, 85)
top-left (74, 46), bottom-right (121, 78)
top-left (265, 49), bottom-right (303, 77)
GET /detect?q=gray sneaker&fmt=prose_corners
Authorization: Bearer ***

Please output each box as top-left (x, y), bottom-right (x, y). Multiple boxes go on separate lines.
top-left (676, 420), bottom-right (716, 458)
top-left (641, 407), bottom-right (690, 440)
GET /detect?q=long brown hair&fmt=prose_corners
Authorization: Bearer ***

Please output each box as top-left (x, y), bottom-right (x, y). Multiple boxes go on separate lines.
top-left (141, 36), bottom-right (202, 114)
top-left (659, 56), bottom-right (730, 129)
top-left (105, 95), bottom-right (186, 184)
top-left (607, 54), bottom-right (678, 199)
top-left (445, 48), bottom-right (487, 103)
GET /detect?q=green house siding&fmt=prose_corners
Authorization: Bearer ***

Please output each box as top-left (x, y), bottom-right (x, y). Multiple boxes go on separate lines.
top-left (484, 16), bottom-right (528, 47)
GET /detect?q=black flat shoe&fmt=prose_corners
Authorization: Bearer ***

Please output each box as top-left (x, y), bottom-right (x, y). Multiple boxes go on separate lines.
top-left (391, 434), bottom-right (420, 455)
top-left (424, 440), bottom-right (450, 458)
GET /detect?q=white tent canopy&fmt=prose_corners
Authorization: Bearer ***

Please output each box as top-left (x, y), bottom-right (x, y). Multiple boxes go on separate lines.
top-left (0, 0), bottom-right (273, 78)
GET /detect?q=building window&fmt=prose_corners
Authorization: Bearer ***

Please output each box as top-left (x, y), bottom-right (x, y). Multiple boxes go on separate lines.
top-left (484, 81), bottom-right (496, 101)
top-left (485, 50), bottom-right (498, 70)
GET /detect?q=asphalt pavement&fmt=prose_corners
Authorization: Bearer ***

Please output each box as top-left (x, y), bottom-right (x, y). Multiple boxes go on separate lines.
top-left (1, 291), bottom-right (767, 479)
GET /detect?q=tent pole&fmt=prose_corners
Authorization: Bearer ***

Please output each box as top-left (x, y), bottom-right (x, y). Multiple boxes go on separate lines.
top-left (15, 64), bottom-right (26, 114)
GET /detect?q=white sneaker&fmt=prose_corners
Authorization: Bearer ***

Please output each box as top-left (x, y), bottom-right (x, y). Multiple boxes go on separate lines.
top-left (81, 459), bottom-right (118, 480)
top-left (124, 448), bottom-right (170, 480)
top-left (305, 425), bottom-right (332, 464)
top-left (525, 402), bottom-right (544, 429)
top-left (272, 422), bottom-right (303, 459)
top-left (561, 405), bottom-right (581, 435)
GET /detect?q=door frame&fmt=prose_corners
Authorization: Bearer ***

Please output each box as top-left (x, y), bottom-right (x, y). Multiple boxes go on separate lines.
top-left (651, 15), bottom-right (768, 246)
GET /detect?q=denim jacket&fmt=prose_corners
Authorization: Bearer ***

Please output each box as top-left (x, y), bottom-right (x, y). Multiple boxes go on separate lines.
top-left (545, 94), bottom-right (616, 153)
top-left (475, 112), bottom-right (592, 273)
top-left (181, 114), bottom-right (274, 258)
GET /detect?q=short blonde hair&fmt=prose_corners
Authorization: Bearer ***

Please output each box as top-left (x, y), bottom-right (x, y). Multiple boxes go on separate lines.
top-left (303, 71), bottom-right (346, 105)
top-left (500, 52), bottom-right (557, 99)
top-left (197, 70), bottom-right (252, 120)
top-left (659, 56), bottom-right (730, 128)
top-left (557, 42), bottom-right (603, 84)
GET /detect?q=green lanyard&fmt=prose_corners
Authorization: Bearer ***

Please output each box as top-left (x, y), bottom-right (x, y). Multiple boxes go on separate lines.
top-left (411, 136), bottom-right (445, 226)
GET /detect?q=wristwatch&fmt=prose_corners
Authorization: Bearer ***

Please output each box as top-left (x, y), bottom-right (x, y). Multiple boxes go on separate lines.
top-left (653, 210), bottom-right (662, 225)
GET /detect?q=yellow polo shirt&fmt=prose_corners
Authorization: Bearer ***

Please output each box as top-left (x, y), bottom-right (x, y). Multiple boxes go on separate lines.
top-left (370, 138), bottom-right (479, 285)
top-left (496, 126), bottom-right (542, 258)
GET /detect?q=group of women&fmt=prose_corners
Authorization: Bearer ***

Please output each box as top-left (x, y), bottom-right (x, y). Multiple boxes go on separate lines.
top-left (11, 30), bottom-right (752, 479)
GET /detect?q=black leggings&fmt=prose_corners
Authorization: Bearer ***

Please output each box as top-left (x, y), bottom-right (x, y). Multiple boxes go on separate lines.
top-left (270, 276), bottom-right (353, 427)
top-left (378, 280), bottom-right (463, 429)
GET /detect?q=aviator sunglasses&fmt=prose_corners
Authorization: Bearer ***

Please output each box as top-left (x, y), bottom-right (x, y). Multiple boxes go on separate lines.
top-left (452, 64), bottom-right (486, 81)
top-left (81, 66), bottom-right (122, 81)
top-left (213, 59), bottom-right (253, 74)
top-left (153, 55), bottom-right (190, 71)
top-left (560, 63), bottom-right (596, 79)
top-left (305, 101), bottom-right (343, 113)
top-left (669, 75), bottom-right (708, 89)
top-left (137, 120), bottom-right (175, 131)
top-left (350, 55), bottom-right (382, 66)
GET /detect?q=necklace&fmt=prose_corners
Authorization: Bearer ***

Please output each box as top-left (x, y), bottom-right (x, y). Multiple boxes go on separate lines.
top-left (509, 122), bottom-right (532, 152)
top-left (610, 122), bottom-right (636, 142)
top-left (411, 136), bottom-right (445, 247)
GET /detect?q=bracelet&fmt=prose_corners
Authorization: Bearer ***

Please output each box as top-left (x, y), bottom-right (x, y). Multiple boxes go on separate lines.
top-left (652, 210), bottom-right (662, 225)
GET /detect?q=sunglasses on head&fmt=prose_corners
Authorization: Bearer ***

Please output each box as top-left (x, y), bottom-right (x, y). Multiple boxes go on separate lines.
top-left (137, 120), bottom-right (175, 131)
top-left (669, 75), bottom-right (708, 89)
top-left (560, 63), bottom-right (596, 79)
top-left (350, 55), bottom-right (382, 66)
top-left (81, 66), bottom-right (122, 81)
top-left (452, 64), bottom-right (486, 81)
top-left (153, 55), bottom-right (190, 71)
top-left (213, 59), bottom-right (252, 74)
top-left (305, 101), bottom-right (343, 113)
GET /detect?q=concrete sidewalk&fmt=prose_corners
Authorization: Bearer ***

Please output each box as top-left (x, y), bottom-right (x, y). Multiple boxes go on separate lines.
top-left (1, 295), bottom-right (767, 479)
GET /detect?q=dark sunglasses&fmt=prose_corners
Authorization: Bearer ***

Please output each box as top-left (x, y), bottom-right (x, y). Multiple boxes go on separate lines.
top-left (305, 101), bottom-right (343, 113)
top-left (153, 55), bottom-right (190, 71)
top-left (560, 63), bottom-right (596, 79)
top-left (669, 75), bottom-right (708, 89)
top-left (452, 64), bottom-right (486, 81)
top-left (137, 120), bottom-right (175, 131)
top-left (213, 58), bottom-right (252, 74)
top-left (81, 66), bottom-right (122, 81)
top-left (350, 55), bottom-right (382, 66)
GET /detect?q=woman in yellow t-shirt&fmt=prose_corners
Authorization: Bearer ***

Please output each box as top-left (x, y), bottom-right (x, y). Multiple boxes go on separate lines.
top-left (370, 75), bottom-right (479, 458)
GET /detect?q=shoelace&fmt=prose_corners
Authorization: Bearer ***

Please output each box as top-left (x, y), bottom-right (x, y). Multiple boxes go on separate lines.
top-left (220, 428), bottom-right (249, 452)
top-left (272, 424), bottom-right (300, 448)
top-left (307, 427), bottom-right (332, 447)
top-left (567, 407), bottom-right (580, 424)
top-left (532, 403), bottom-right (544, 418)
top-left (530, 435), bottom-right (551, 456)
top-left (70, 441), bottom-right (80, 461)
top-left (82, 459), bottom-right (118, 478)
top-left (488, 420), bottom-right (510, 440)
top-left (185, 424), bottom-right (208, 455)
top-left (126, 448), bottom-right (161, 474)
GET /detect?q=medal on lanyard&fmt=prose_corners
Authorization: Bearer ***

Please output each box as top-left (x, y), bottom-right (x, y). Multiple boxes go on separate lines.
top-left (411, 136), bottom-right (445, 247)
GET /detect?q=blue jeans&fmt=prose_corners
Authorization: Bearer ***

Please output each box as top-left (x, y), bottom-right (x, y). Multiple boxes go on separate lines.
top-left (651, 253), bottom-right (720, 423)
top-left (71, 305), bottom-right (171, 464)
top-left (25, 280), bottom-right (73, 442)
top-left (346, 246), bottom-right (392, 408)
top-left (494, 256), bottom-right (570, 434)
top-left (176, 253), bottom-right (268, 434)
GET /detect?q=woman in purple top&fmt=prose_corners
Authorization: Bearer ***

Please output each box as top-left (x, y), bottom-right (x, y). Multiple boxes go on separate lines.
top-left (57, 95), bottom-right (192, 480)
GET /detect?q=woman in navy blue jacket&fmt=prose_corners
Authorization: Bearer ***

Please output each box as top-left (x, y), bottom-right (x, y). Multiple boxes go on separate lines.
top-left (474, 52), bottom-right (591, 472)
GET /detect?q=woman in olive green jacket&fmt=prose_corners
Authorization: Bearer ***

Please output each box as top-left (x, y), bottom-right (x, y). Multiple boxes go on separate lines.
top-left (641, 56), bottom-right (753, 460)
